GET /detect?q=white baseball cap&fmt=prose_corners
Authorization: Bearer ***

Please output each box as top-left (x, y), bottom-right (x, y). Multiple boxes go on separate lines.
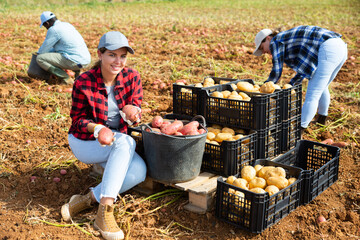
top-left (40, 11), bottom-right (56, 28)
top-left (253, 29), bottom-right (273, 56)
top-left (98, 31), bottom-right (134, 54)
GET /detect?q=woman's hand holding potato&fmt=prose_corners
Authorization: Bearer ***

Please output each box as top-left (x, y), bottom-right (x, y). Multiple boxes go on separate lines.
top-left (98, 127), bottom-right (115, 146)
top-left (122, 104), bottom-right (141, 122)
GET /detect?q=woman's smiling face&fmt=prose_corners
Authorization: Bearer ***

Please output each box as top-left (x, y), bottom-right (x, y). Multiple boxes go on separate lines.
top-left (98, 47), bottom-right (128, 77)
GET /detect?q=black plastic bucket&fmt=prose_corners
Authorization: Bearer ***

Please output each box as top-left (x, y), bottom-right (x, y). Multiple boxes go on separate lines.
top-left (27, 53), bottom-right (51, 81)
top-left (141, 115), bottom-right (207, 183)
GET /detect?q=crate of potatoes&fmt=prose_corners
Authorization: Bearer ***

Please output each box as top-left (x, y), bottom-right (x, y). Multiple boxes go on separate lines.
top-left (215, 159), bottom-right (303, 233)
top-left (202, 124), bottom-right (257, 177)
top-left (172, 77), bottom-right (251, 117)
top-left (201, 81), bottom-right (283, 130)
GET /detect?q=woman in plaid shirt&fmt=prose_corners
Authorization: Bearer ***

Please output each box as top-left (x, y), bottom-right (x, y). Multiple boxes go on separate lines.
top-left (253, 26), bottom-right (347, 135)
top-left (62, 31), bottom-right (146, 240)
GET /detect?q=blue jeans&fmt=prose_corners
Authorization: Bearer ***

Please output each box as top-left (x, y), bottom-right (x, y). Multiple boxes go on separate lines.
top-left (68, 132), bottom-right (147, 203)
top-left (301, 38), bottom-right (348, 128)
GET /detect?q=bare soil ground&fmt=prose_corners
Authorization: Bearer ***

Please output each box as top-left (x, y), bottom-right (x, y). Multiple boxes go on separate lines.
top-left (0, 6), bottom-right (359, 240)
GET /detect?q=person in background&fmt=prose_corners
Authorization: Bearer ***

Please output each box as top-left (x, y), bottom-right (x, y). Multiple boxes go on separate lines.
top-left (61, 31), bottom-right (146, 240)
top-left (253, 25), bottom-right (347, 136)
top-left (36, 11), bottom-right (91, 84)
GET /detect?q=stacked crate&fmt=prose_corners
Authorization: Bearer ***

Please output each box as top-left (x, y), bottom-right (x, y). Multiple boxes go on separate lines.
top-left (173, 78), bottom-right (258, 177)
top-left (199, 79), bottom-right (283, 160)
top-left (280, 83), bottom-right (302, 152)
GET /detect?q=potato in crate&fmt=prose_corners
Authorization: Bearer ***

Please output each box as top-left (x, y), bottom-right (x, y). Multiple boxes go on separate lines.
top-left (202, 80), bottom-right (282, 130)
top-left (202, 124), bottom-right (257, 177)
top-left (172, 77), bottom-right (252, 117)
top-left (273, 140), bottom-right (340, 205)
top-left (215, 159), bottom-right (303, 233)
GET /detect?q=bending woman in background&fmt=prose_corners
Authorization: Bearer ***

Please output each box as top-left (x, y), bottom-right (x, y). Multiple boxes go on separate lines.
top-left (62, 31), bottom-right (146, 240)
top-left (253, 25), bottom-right (347, 135)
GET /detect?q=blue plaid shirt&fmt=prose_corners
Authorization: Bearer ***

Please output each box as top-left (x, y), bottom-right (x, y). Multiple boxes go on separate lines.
top-left (266, 26), bottom-right (342, 85)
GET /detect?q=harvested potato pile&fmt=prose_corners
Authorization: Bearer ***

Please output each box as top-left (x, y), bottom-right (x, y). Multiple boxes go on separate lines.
top-left (205, 124), bottom-right (249, 145)
top-left (226, 164), bottom-right (297, 196)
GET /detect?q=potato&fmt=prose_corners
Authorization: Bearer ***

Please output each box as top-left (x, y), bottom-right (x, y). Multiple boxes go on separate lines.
top-left (232, 134), bottom-right (244, 141)
top-left (98, 127), bottom-right (115, 145)
top-left (257, 166), bottom-right (275, 178)
top-left (211, 91), bottom-right (224, 98)
top-left (265, 185), bottom-right (280, 196)
top-left (226, 175), bottom-right (237, 185)
top-left (237, 81), bottom-right (255, 92)
top-left (230, 91), bottom-right (239, 96)
top-left (250, 188), bottom-right (266, 194)
top-left (194, 83), bottom-right (203, 88)
top-left (122, 104), bottom-right (140, 122)
top-left (274, 84), bottom-right (281, 90)
top-left (287, 177), bottom-right (297, 186)
top-left (161, 120), bottom-right (183, 135)
top-left (203, 77), bottom-right (215, 85)
top-left (241, 165), bottom-right (256, 182)
top-left (205, 138), bottom-right (211, 143)
top-left (151, 116), bottom-right (163, 128)
top-left (179, 121), bottom-right (199, 135)
top-left (263, 167), bottom-right (286, 179)
top-left (233, 178), bottom-right (249, 189)
top-left (254, 165), bottom-right (263, 174)
top-left (221, 90), bottom-right (231, 98)
top-left (131, 131), bottom-right (141, 137)
top-left (204, 82), bottom-right (215, 87)
top-left (239, 92), bottom-right (250, 100)
top-left (209, 128), bottom-right (221, 135)
top-left (234, 190), bottom-right (245, 198)
top-left (207, 132), bottom-right (216, 140)
top-left (209, 140), bottom-right (220, 145)
top-left (228, 94), bottom-right (243, 100)
top-left (221, 127), bottom-right (235, 135)
top-left (266, 176), bottom-right (289, 190)
top-left (283, 83), bottom-right (293, 89)
top-left (260, 82), bottom-right (276, 94)
top-left (249, 177), bottom-right (267, 189)
top-left (215, 133), bottom-right (233, 142)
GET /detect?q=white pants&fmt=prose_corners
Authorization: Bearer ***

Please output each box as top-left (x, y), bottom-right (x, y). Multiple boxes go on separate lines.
top-left (301, 38), bottom-right (348, 128)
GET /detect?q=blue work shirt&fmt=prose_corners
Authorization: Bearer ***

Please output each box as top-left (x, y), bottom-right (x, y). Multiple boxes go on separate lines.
top-left (38, 20), bottom-right (91, 66)
top-left (266, 25), bottom-right (342, 85)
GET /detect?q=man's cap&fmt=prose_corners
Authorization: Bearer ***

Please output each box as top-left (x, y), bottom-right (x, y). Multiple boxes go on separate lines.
top-left (98, 31), bottom-right (134, 54)
top-left (40, 11), bottom-right (56, 28)
top-left (253, 29), bottom-right (273, 56)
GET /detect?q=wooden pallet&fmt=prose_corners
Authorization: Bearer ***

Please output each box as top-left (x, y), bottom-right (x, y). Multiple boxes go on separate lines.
top-left (134, 172), bottom-right (220, 214)
top-left (90, 164), bottom-right (221, 214)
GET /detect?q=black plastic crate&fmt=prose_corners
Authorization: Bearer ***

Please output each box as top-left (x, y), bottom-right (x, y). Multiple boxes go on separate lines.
top-left (202, 83), bottom-right (282, 130)
top-left (281, 115), bottom-right (301, 152)
top-left (273, 140), bottom-right (340, 205)
top-left (281, 83), bottom-right (302, 121)
top-left (215, 159), bottom-right (303, 233)
top-left (257, 123), bottom-right (282, 159)
top-left (172, 77), bottom-right (243, 117)
top-left (202, 129), bottom-right (257, 177)
top-left (127, 126), bottom-right (146, 159)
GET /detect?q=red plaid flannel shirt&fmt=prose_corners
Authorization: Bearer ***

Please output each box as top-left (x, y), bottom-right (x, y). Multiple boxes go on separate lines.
top-left (68, 66), bottom-right (143, 140)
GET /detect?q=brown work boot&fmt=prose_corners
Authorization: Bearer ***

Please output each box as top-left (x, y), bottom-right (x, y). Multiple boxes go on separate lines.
top-left (61, 192), bottom-right (93, 222)
top-left (94, 203), bottom-right (124, 240)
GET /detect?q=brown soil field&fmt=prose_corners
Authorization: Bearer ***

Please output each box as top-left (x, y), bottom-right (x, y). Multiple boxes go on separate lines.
top-left (0, 2), bottom-right (359, 240)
